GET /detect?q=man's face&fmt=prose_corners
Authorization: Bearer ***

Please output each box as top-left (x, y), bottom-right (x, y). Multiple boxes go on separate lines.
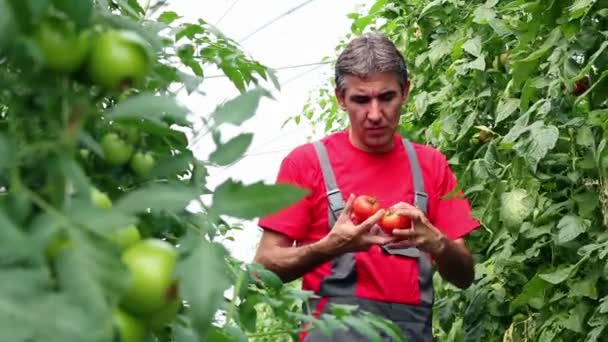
top-left (336, 72), bottom-right (409, 153)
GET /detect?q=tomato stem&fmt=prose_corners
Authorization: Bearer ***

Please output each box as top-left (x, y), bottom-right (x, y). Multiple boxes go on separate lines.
top-left (224, 269), bottom-right (245, 326)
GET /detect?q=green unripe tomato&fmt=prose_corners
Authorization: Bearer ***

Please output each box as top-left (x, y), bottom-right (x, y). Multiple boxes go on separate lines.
top-left (130, 152), bottom-right (155, 176)
top-left (108, 225), bottom-right (142, 249)
top-left (146, 298), bottom-right (181, 330)
top-left (88, 30), bottom-right (151, 90)
top-left (112, 308), bottom-right (146, 342)
top-left (101, 133), bottom-right (134, 166)
top-left (33, 18), bottom-right (90, 73)
top-left (120, 239), bottom-right (178, 316)
top-left (91, 188), bottom-right (112, 209)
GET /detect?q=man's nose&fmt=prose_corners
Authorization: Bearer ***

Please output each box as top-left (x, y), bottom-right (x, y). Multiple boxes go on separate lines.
top-left (368, 99), bottom-right (382, 121)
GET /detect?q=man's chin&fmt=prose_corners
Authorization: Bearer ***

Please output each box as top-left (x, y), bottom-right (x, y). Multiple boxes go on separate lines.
top-left (363, 136), bottom-right (394, 152)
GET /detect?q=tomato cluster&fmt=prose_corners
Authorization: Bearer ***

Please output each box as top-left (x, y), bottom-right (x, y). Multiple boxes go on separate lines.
top-left (33, 17), bottom-right (151, 91)
top-left (49, 188), bottom-right (180, 342)
top-left (352, 195), bottom-right (412, 234)
top-left (99, 124), bottom-right (156, 177)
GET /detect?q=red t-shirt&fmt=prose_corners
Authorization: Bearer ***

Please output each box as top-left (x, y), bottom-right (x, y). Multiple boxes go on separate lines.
top-left (258, 130), bottom-right (479, 305)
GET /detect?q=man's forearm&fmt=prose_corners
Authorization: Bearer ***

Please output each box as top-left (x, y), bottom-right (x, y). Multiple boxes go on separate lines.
top-left (254, 238), bottom-right (336, 283)
top-left (433, 237), bottom-right (474, 289)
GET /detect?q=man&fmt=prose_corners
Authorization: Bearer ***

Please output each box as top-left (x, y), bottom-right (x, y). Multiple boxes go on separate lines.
top-left (254, 32), bottom-right (479, 341)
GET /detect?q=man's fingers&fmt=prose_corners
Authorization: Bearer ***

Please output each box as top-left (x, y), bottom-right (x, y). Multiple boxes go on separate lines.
top-left (392, 207), bottom-right (424, 220)
top-left (337, 194), bottom-right (355, 221)
top-left (392, 228), bottom-right (418, 240)
top-left (356, 208), bottom-right (385, 233)
top-left (385, 240), bottom-right (416, 249)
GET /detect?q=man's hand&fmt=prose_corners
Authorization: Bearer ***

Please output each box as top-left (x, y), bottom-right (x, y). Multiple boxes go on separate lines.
top-left (317, 194), bottom-right (396, 256)
top-left (383, 201), bottom-right (475, 289)
top-left (384, 201), bottom-right (447, 255)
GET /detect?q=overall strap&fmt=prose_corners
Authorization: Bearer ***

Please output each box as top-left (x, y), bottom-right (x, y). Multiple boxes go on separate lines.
top-left (380, 138), bottom-right (434, 306)
top-left (312, 141), bottom-right (356, 297)
top-left (312, 141), bottom-right (344, 227)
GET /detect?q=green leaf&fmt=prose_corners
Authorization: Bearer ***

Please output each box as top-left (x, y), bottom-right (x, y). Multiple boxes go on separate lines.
top-left (520, 28), bottom-right (561, 63)
top-left (568, 276), bottom-right (598, 300)
top-left (149, 151), bottom-right (195, 178)
top-left (419, 0), bottom-right (444, 18)
top-left (515, 124), bottom-right (559, 172)
top-left (211, 179), bottom-right (309, 220)
top-left (209, 133), bottom-right (253, 166)
top-left (502, 113), bottom-right (531, 143)
top-left (248, 263), bottom-right (283, 291)
top-left (473, 6), bottom-right (495, 24)
top-left (569, 0), bottom-right (594, 19)
top-left (576, 126), bottom-right (594, 147)
top-left (500, 189), bottom-right (535, 227)
top-left (343, 316), bottom-right (382, 342)
top-left (564, 302), bottom-right (591, 333)
top-left (457, 111), bottom-right (478, 140)
top-left (414, 91), bottom-right (431, 116)
top-left (465, 55), bottom-right (486, 71)
top-left (599, 295), bottom-right (608, 314)
top-left (105, 93), bottom-right (190, 126)
top-left (115, 183), bottom-right (201, 214)
top-left (175, 235), bottom-right (230, 340)
top-left (51, 0), bottom-right (92, 28)
top-left (495, 98), bottom-right (520, 124)
top-left (463, 36), bottom-right (482, 57)
top-left (0, 0), bottom-right (17, 53)
top-left (539, 264), bottom-right (577, 285)
top-left (79, 131), bottom-right (104, 157)
top-left (573, 191), bottom-right (599, 217)
top-left (158, 11), bottom-right (180, 24)
top-left (557, 215), bottom-right (590, 244)
top-left (211, 87), bottom-right (272, 127)
top-left (66, 202), bottom-right (136, 234)
top-left (428, 35), bottom-right (455, 65)
top-left (511, 275), bottom-right (550, 311)
top-left (0, 268), bottom-right (110, 341)
top-left (512, 60), bottom-right (539, 89)
top-left (0, 208), bottom-right (31, 264)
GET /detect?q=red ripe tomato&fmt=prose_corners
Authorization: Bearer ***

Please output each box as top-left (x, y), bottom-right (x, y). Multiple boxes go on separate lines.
top-left (573, 77), bottom-right (589, 96)
top-left (352, 195), bottom-right (381, 222)
top-left (379, 210), bottom-right (411, 234)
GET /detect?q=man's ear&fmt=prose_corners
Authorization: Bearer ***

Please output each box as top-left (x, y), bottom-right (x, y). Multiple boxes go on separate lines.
top-left (335, 87), bottom-right (346, 110)
top-left (401, 80), bottom-right (411, 104)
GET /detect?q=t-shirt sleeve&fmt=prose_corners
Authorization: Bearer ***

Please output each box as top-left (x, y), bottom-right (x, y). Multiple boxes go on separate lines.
top-left (431, 152), bottom-right (480, 240)
top-left (257, 155), bottom-right (312, 242)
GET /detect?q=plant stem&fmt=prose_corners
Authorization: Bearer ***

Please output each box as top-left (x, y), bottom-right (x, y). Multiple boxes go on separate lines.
top-left (224, 269), bottom-right (245, 326)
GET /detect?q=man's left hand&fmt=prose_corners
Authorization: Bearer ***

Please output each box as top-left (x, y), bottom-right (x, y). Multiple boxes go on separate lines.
top-left (384, 201), bottom-right (447, 255)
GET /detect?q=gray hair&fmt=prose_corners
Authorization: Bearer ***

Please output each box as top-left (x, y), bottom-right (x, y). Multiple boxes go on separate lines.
top-left (335, 32), bottom-right (408, 93)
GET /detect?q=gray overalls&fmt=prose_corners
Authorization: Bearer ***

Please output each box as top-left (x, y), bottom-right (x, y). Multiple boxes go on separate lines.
top-left (303, 138), bottom-right (434, 342)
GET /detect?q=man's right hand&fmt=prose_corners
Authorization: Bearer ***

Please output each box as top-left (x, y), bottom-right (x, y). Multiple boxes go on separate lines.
top-left (315, 194), bottom-right (396, 256)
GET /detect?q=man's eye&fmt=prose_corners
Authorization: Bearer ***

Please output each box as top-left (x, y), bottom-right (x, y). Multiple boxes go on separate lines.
top-left (379, 93), bottom-right (396, 102)
top-left (351, 96), bottom-right (369, 104)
